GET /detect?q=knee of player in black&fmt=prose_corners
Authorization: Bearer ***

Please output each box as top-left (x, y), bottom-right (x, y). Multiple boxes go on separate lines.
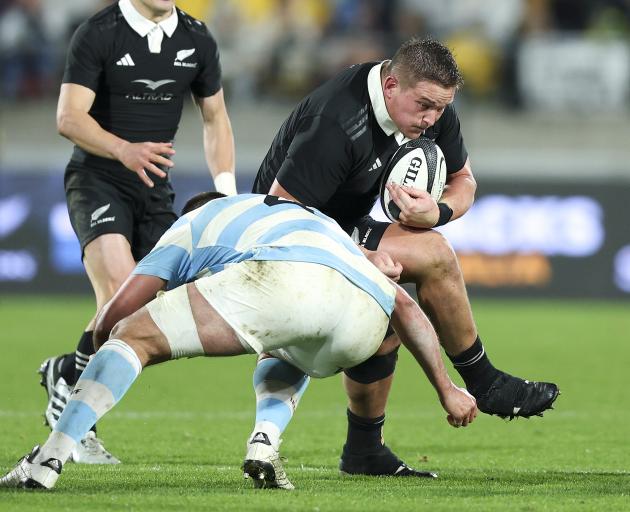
top-left (343, 346), bottom-right (399, 384)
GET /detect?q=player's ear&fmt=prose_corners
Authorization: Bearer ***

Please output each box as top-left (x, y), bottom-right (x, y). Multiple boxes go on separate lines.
top-left (383, 75), bottom-right (399, 99)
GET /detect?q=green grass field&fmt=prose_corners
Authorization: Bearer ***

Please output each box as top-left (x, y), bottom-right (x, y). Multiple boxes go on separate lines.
top-left (1, 296), bottom-right (629, 511)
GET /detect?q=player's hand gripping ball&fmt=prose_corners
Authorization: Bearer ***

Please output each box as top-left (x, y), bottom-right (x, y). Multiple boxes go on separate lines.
top-left (380, 138), bottom-right (447, 221)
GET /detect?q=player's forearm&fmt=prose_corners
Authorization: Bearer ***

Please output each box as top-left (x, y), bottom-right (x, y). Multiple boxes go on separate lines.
top-left (440, 160), bottom-right (476, 221)
top-left (391, 287), bottom-right (453, 398)
top-left (203, 116), bottom-right (236, 194)
top-left (57, 109), bottom-right (128, 161)
top-left (203, 114), bottom-right (235, 175)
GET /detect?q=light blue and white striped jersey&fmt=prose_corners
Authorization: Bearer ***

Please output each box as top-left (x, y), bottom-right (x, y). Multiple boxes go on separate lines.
top-left (133, 194), bottom-right (395, 315)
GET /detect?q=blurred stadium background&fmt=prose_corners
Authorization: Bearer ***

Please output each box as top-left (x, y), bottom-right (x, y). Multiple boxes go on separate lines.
top-left (1, 0), bottom-right (629, 299)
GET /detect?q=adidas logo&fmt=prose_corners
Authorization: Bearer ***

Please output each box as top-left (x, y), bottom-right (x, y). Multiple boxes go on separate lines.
top-left (394, 464), bottom-right (408, 475)
top-left (44, 458), bottom-right (62, 474)
top-left (369, 157), bottom-right (382, 172)
top-left (250, 432), bottom-right (271, 445)
top-left (116, 53), bottom-right (135, 66)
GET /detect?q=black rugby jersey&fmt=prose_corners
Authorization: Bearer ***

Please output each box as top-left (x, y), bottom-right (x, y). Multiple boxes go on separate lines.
top-left (253, 62), bottom-right (467, 222)
top-left (63, 3), bottom-right (221, 175)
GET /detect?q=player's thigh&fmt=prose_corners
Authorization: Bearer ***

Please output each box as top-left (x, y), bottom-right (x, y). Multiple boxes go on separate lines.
top-left (65, 165), bottom-right (137, 257)
top-left (378, 222), bottom-right (457, 280)
top-left (65, 166), bottom-right (138, 298)
top-left (83, 234), bottom-right (136, 303)
top-left (270, 277), bottom-right (390, 378)
top-left (326, 280), bottom-right (390, 368)
top-left (338, 215), bottom-right (454, 282)
top-left (187, 282), bottom-right (249, 356)
top-left (194, 261), bottom-right (337, 342)
top-left (144, 282), bottom-right (247, 360)
top-left (192, 260), bottom-right (390, 378)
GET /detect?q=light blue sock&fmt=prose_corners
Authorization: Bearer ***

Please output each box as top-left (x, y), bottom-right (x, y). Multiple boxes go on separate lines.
top-left (38, 339), bottom-right (142, 463)
top-left (249, 357), bottom-right (310, 449)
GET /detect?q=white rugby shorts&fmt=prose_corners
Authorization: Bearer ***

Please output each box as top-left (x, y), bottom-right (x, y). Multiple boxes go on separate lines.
top-left (147, 260), bottom-right (393, 378)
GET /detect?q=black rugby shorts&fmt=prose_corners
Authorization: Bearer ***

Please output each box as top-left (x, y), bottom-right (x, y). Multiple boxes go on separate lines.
top-left (337, 215), bottom-right (390, 251)
top-left (64, 164), bottom-right (177, 261)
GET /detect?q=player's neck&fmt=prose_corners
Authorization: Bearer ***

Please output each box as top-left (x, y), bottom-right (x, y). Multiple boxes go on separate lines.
top-left (130, 0), bottom-right (173, 23)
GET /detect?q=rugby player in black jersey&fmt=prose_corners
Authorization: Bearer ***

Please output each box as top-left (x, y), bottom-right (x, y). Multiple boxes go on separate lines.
top-left (253, 38), bottom-right (559, 477)
top-left (38, 0), bottom-right (235, 464)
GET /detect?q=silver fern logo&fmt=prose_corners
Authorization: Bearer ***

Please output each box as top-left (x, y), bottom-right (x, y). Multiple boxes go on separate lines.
top-left (176, 48), bottom-right (195, 61)
top-left (91, 204), bottom-right (110, 222)
top-left (174, 48), bottom-right (197, 68)
top-left (90, 204), bottom-right (115, 227)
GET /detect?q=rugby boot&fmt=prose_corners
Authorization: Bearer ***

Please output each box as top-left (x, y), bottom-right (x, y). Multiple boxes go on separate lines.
top-left (38, 355), bottom-right (72, 429)
top-left (70, 431), bottom-right (120, 465)
top-left (339, 444), bottom-right (438, 478)
top-left (473, 372), bottom-right (559, 420)
top-left (243, 432), bottom-right (294, 490)
top-left (0, 446), bottom-right (62, 490)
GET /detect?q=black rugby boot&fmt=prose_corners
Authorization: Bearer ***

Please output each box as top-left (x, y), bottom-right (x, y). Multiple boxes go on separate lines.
top-left (340, 444), bottom-right (437, 478)
top-left (473, 373), bottom-right (560, 420)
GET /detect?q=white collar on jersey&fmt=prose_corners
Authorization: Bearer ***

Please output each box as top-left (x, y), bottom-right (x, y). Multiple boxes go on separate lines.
top-left (367, 61), bottom-right (410, 145)
top-left (119, 0), bottom-right (178, 53)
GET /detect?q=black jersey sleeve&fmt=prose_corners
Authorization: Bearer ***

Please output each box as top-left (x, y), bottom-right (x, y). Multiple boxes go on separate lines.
top-left (436, 105), bottom-right (468, 173)
top-left (275, 115), bottom-right (353, 209)
top-left (190, 28), bottom-right (222, 98)
top-left (62, 21), bottom-right (105, 91)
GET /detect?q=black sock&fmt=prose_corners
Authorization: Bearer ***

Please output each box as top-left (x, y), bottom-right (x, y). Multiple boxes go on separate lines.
top-left (75, 330), bottom-right (98, 433)
top-left (57, 353), bottom-right (76, 384)
top-left (74, 331), bottom-right (95, 384)
top-left (344, 409), bottom-right (385, 454)
top-left (449, 336), bottom-right (501, 396)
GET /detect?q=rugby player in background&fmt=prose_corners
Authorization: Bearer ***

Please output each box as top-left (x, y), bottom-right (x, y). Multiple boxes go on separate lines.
top-left (38, 0), bottom-right (236, 464)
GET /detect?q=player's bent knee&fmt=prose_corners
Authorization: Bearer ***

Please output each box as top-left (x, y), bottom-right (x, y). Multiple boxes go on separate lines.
top-left (343, 347), bottom-right (400, 384)
top-left (108, 319), bottom-right (127, 344)
top-left (108, 312), bottom-right (171, 367)
top-left (422, 229), bottom-right (455, 259)
top-left (108, 318), bottom-right (151, 365)
top-left (416, 230), bottom-right (460, 278)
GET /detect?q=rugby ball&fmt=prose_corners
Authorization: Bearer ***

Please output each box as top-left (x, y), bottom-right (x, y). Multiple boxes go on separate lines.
top-left (379, 138), bottom-right (447, 221)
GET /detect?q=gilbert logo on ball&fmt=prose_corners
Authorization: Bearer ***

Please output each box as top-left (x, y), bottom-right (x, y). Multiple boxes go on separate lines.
top-left (379, 137), bottom-right (447, 221)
